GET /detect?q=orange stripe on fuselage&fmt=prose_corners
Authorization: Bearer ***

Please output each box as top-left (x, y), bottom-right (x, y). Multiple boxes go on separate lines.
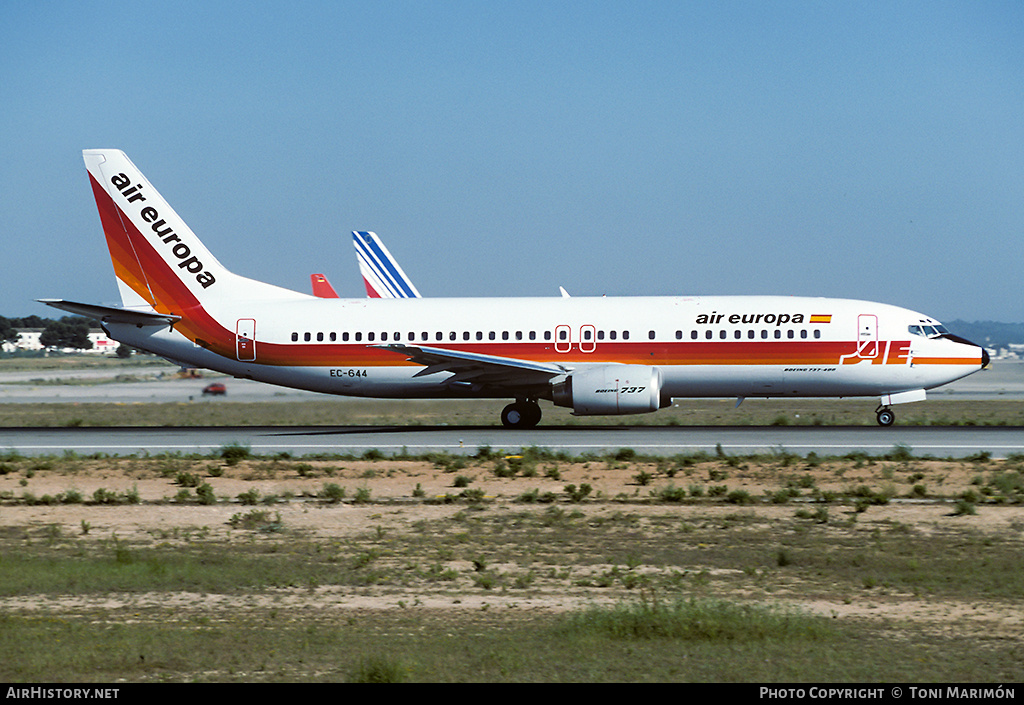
top-left (247, 340), bottom-right (925, 368)
top-left (913, 357), bottom-right (980, 365)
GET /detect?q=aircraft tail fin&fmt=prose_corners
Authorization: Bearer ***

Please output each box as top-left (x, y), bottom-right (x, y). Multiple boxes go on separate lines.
top-left (310, 273), bottom-right (340, 298)
top-left (82, 149), bottom-right (306, 314)
top-left (352, 230), bottom-right (422, 299)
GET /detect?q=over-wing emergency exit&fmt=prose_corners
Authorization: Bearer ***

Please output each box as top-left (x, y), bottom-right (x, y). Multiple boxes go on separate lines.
top-left (41, 149), bottom-right (988, 427)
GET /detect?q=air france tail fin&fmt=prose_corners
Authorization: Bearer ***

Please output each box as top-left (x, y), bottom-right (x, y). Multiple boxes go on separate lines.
top-left (352, 230), bottom-right (422, 299)
top-left (82, 149), bottom-right (307, 315)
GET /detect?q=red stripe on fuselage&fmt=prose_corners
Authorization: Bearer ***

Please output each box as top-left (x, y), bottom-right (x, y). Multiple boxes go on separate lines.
top-left (247, 339), bottom-right (946, 368)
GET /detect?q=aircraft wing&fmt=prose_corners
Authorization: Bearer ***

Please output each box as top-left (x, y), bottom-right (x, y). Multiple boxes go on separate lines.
top-left (375, 344), bottom-right (568, 388)
top-left (37, 299), bottom-right (180, 326)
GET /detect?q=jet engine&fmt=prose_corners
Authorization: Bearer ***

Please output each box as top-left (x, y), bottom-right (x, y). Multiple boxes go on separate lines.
top-left (551, 365), bottom-right (665, 415)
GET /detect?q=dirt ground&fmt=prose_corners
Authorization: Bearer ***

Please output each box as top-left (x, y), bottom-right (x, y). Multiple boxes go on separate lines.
top-left (2, 454), bottom-right (1022, 642)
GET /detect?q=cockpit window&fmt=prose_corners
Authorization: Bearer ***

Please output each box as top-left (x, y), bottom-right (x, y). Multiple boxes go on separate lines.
top-left (909, 323), bottom-right (950, 338)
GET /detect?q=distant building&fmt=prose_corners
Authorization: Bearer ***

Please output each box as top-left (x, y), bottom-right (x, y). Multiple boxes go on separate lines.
top-left (1, 328), bottom-right (118, 354)
top-left (4, 328), bottom-right (43, 352)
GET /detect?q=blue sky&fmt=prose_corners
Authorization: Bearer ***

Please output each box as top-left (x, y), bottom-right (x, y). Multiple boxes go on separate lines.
top-left (2, 1), bottom-right (1022, 322)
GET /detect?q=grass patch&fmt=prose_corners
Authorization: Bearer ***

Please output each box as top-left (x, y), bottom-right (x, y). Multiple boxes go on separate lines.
top-left (0, 606), bottom-right (1019, 682)
top-left (1, 445), bottom-right (1023, 681)
top-left (556, 596), bottom-right (835, 642)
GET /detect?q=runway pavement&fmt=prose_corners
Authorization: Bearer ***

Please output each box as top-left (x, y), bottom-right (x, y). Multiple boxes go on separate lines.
top-left (0, 359), bottom-right (1021, 457)
top-left (1, 360), bottom-right (1021, 404)
top-left (1, 424), bottom-right (1023, 458)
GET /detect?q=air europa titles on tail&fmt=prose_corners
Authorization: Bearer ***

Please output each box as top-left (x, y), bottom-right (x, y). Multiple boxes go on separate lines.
top-left (40, 149), bottom-right (988, 428)
top-left (109, 172), bottom-right (216, 289)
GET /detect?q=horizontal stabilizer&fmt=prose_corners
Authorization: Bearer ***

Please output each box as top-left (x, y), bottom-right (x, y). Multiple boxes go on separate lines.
top-left (37, 299), bottom-right (180, 326)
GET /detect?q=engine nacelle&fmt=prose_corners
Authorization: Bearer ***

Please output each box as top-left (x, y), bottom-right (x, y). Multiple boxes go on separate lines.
top-left (552, 365), bottom-right (664, 415)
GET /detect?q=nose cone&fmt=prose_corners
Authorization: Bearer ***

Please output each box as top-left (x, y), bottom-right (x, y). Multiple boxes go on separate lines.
top-left (943, 333), bottom-right (989, 369)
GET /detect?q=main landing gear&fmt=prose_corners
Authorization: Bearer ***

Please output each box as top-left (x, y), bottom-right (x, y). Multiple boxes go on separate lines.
top-left (875, 406), bottom-right (895, 427)
top-left (501, 399), bottom-right (542, 428)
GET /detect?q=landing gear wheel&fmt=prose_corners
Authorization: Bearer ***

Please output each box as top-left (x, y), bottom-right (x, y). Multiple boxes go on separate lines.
top-left (501, 400), bottom-right (542, 428)
top-left (876, 408), bottom-right (895, 427)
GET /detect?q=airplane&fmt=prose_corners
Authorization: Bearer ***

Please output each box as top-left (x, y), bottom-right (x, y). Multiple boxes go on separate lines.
top-left (40, 149), bottom-right (988, 428)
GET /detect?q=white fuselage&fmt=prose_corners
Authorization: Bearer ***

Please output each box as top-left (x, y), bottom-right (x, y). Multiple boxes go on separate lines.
top-left (105, 293), bottom-right (984, 402)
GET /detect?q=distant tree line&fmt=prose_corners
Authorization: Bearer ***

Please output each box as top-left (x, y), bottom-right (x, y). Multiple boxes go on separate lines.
top-left (0, 314), bottom-right (93, 351)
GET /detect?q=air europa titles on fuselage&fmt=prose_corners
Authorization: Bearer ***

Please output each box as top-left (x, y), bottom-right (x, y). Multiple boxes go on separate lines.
top-left (109, 173), bottom-right (216, 289)
top-left (696, 312), bottom-right (806, 326)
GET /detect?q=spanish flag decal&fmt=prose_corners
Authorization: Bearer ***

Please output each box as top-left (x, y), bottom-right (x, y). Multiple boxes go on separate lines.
top-left (810, 314), bottom-right (832, 324)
